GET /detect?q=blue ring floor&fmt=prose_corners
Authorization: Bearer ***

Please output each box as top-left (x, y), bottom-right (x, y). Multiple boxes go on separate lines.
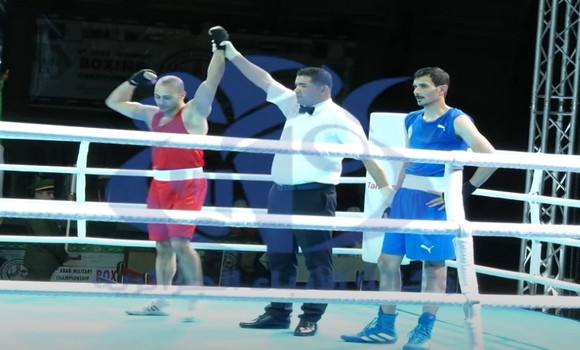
top-left (1, 289), bottom-right (578, 350)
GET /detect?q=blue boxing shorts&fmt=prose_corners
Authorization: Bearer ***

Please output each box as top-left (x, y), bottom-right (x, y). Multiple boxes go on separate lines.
top-left (381, 187), bottom-right (455, 261)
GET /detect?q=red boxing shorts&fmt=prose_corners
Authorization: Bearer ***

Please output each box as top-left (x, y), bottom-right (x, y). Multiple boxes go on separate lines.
top-left (146, 177), bottom-right (208, 241)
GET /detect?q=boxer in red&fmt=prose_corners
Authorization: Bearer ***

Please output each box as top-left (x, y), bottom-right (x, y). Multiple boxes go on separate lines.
top-left (105, 26), bottom-right (228, 319)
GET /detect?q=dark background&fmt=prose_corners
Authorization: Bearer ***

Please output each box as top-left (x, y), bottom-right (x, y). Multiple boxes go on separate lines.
top-left (0, 0), bottom-right (540, 293)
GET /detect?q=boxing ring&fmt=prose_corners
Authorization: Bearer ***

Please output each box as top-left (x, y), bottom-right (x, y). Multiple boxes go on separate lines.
top-left (0, 116), bottom-right (579, 350)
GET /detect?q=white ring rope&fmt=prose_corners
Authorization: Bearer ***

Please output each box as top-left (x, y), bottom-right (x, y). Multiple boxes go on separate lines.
top-left (0, 281), bottom-right (578, 310)
top-left (1, 121), bottom-right (580, 350)
top-left (1, 121), bottom-right (580, 171)
top-left (0, 199), bottom-right (579, 240)
top-left (445, 260), bottom-right (580, 294)
top-left (0, 163), bottom-right (367, 184)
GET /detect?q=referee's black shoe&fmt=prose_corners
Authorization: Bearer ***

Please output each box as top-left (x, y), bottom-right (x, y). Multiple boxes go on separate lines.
top-left (239, 313), bottom-right (291, 329)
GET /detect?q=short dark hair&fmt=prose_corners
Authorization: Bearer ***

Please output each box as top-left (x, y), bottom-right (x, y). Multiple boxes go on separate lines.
top-left (414, 67), bottom-right (450, 87)
top-left (296, 67), bottom-right (333, 89)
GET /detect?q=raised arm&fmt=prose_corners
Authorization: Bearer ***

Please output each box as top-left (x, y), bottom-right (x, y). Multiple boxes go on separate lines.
top-left (222, 41), bottom-right (275, 92)
top-left (178, 27), bottom-right (227, 133)
top-left (186, 49), bottom-right (226, 120)
top-left (104, 69), bottom-right (158, 128)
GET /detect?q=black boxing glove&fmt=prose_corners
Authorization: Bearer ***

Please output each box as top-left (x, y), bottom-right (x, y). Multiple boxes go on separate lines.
top-left (208, 26), bottom-right (229, 50)
top-left (462, 181), bottom-right (477, 200)
top-left (128, 69), bottom-right (156, 86)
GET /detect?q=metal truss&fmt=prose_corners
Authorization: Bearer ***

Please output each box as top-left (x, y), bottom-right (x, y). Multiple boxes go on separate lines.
top-left (520, 0), bottom-right (580, 309)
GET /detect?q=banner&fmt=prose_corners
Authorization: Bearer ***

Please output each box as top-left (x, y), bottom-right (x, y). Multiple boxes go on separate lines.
top-left (29, 16), bottom-right (210, 108)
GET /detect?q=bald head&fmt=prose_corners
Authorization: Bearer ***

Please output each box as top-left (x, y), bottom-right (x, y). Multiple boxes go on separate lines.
top-left (156, 76), bottom-right (185, 94)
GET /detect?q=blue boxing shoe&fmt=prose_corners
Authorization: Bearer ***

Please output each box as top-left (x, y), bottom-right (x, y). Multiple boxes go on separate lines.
top-left (340, 308), bottom-right (398, 343)
top-left (403, 312), bottom-right (436, 350)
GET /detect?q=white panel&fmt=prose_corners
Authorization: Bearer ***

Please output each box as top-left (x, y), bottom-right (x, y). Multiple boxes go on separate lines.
top-left (362, 112), bottom-right (407, 263)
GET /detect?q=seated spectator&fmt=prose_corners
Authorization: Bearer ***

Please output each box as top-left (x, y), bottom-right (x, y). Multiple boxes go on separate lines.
top-left (23, 177), bottom-right (69, 281)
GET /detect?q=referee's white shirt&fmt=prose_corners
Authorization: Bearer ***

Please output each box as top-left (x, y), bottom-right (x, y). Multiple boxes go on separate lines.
top-left (267, 81), bottom-right (369, 185)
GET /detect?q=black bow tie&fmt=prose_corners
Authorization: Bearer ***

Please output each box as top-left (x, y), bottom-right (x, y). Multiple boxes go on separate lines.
top-left (299, 105), bottom-right (315, 115)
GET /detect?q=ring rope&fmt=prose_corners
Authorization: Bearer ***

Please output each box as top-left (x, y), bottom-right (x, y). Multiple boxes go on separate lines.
top-left (0, 162), bottom-right (573, 206)
top-left (1, 281), bottom-right (578, 309)
top-left (0, 164), bottom-right (367, 184)
top-left (2, 121), bottom-right (580, 172)
top-left (1, 199), bottom-right (580, 240)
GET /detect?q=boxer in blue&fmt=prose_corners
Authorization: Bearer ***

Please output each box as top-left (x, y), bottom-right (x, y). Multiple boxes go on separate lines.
top-left (341, 67), bottom-right (497, 350)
